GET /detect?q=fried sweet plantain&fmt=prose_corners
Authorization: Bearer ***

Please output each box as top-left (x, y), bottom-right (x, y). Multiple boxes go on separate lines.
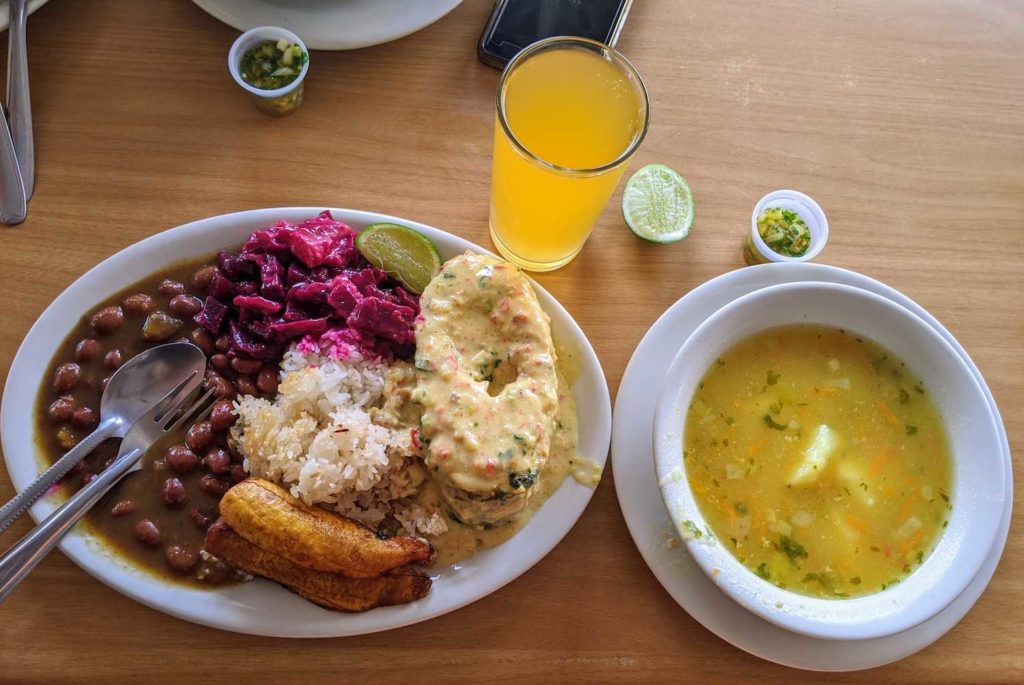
top-left (219, 478), bottom-right (433, 578)
top-left (205, 521), bottom-right (431, 612)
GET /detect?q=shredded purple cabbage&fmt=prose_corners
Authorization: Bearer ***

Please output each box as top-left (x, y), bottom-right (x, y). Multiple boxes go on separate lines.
top-left (193, 210), bottom-right (419, 363)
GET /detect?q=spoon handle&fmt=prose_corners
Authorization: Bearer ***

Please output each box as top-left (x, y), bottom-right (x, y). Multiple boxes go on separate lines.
top-left (0, 417), bottom-right (120, 534)
top-left (0, 104), bottom-right (25, 224)
top-left (6, 0), bottom-right (32, 199)
top-left (0, 446), bottom-right (141, 602)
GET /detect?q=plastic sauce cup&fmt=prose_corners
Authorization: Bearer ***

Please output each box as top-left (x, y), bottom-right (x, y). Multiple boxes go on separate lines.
top-left (229, 27), bottom-right (310, 117)
top-left (744, 189), bottom-right (829, 265)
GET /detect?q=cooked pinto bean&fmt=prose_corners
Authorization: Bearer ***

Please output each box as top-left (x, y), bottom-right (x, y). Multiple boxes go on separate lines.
top-left (189, 508), bottom-right (213, 530)
top-left (74, 338), bottom-right (102, 362)
top-left (141, 311), bottom-right (184, 342)
top-left (122, 293), bottom-right (157, 316)
top-left (164, 545), bottom-right (199, 573)
top-left (168, 294), bottom-right (203, 318)
top-left (230, 357), bottom-right (262, 375)
top-left (103, 349), bottom-right (125, 370)
top-left (256, 367), bottom-right (279, 394)
top-left (229, 464), bottom-right (248, 483)
top-left (191, 265), bottom-right (216, 293)
top-left (185, 421), bottom-right (214, 452)
top-left (111, 499), bottom-right (137, 517)
top-left (208, 400), bottom-right (236, 431)
top-left (163, 477), bottom-right (187, 506)
top-left (71, 407), bottom-right (98, 429)
top-left (215, 335), bottom-right (231, 352)
top-left (166, 444), bottom-right (199, 473)
top-left (190, 328), bottom-right (214, 354)
top-left (208, 376), bottom-right (234, 399)
top-left (199, 474), bottom-right (231, 497)
top-left (210, 353), bottom-right (230, 372)
top-left (235, 376), bottom-right (257, 396)
top-left (133, 519), bottom-right (162, 546)
top-left (157, 279), bottom-right (185, 296)
top-left (53, 363), bottom-right (82, 393)
top-left (90, 306), bottom-right (124, 334)
top-left (204, 447), bottom-right (231, 475)
top-left (48, 396), bottom-right (76, 423)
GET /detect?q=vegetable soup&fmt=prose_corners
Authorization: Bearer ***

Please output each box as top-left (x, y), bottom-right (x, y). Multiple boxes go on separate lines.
top-left (684, 325), bottom-right (952, 598)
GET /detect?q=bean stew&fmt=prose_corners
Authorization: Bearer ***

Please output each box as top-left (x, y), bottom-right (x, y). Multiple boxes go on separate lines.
top-left (34, 255), bottom-right (276, 586)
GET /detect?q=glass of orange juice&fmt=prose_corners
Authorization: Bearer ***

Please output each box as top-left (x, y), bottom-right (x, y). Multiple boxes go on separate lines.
top-left (489, 36), bottom-right (650, 272)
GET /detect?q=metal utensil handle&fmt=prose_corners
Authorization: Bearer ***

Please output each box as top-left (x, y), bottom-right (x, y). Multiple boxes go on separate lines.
top-left (0, 446), bottom-right (141, 602)
top-left (0, 101), bottom-right (25, 224)
top-left (0, 416), bottom-right (121, 535)
top-left (7, 0), bottom-right (32, 199)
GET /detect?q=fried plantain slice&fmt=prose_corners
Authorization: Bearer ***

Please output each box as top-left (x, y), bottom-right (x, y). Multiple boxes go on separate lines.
top-left (219, 478), bottom-right (433, 578)
top-left (205, 520), bottom-right (432, 612)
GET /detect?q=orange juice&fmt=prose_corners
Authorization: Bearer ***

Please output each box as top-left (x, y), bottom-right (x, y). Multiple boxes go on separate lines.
top-left (489, 38), bottom-right (648, 271)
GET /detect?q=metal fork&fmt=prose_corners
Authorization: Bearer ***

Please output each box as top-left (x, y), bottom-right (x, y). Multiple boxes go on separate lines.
top-left (0, 379), bottom-right (217, 601)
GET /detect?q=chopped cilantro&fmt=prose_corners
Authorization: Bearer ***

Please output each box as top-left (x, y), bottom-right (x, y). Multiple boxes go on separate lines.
top-left (850, 576), bottom-right (861, 585)
top-left (508, 468), bottom-right (538, 490)
top-left (766, 370), bottom-right (780, 385)
top-left (906, 425), bottom-right (918, 435)
top-left (763, 414), bottom-right (788, 431)
top-left (756, 562), bottom-right (770, 580)
top-left (899, 388), bottom-right (910, 405)
top-left (734, 502), bottom-right (748, 515)
top-left (778, 535), bottom-right (808, 563)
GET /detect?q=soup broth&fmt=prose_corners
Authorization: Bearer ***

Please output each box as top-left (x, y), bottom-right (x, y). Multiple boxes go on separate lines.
top-left (684, 325), bottom-right (952, 598)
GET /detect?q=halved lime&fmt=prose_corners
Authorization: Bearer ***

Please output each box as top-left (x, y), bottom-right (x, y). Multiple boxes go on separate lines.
top-left (356, 222), bottom-right (442, 294)
top-left (621, 164), bottom-right (694, 244)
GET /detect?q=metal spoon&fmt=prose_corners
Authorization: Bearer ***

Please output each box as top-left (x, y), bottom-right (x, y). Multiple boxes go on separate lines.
top-left (7, 0), bottom-right (32, 200)
top-left (0, 342), bottom-right (208, 533)
top-left (0, 376), bottom-right (215, 601)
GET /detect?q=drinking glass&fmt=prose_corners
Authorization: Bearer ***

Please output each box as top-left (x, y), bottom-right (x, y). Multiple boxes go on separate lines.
top-left (489, 36), bottom-right (650, 272)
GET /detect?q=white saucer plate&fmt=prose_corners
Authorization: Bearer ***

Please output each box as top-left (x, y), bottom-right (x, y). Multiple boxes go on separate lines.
top-left (191, 0), bottom-right (463, 51)
top-left (611, 262), bottom-right (1012, 672)
top-left (1, 207), bottom-right (611, 637)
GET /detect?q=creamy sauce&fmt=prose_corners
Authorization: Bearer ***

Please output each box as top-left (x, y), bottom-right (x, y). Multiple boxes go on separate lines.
top-left (412, 253), bottom-right (560, 526)
top-left (423, 360), bottom-right (581, 567)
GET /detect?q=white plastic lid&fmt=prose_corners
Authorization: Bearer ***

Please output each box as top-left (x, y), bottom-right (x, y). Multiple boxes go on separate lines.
top-left (749, 189), bottom-right (829, 263)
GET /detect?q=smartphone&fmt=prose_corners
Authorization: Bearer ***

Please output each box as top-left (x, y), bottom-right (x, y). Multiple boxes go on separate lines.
top-left (478, 0), bottom-right (633, 69)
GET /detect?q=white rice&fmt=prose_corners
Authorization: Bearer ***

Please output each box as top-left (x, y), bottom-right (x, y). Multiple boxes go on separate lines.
top-left (231, 345), bottom-right (446, 537)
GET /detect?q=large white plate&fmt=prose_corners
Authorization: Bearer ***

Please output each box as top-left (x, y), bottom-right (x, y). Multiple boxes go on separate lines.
top-left (191, 0), bottom-right (463, 51)
top-left (0, 207), bottom-right (611, 637)
top-left (612, 262), bottom-right (1012, 671)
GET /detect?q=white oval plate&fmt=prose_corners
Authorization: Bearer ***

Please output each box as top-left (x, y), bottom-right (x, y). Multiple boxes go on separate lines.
top-left (191, 0), bottom-right (463, 51)
top-left (1, 208), bottom-right (611, 637)
top-left (612, 262), bottom-right (1012, 671)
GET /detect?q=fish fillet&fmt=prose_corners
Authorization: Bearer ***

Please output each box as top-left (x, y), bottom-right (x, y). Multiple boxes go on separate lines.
top-left (205, 521), bottom-right (431, 612)
top-left (219, 478), bottom-right (433, 578)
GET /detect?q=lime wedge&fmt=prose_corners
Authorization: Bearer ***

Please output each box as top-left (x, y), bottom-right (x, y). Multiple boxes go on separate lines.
top-left (621, 164), bottom-right (694, 243)
top-left (356, 223), bottom-right (442, 294)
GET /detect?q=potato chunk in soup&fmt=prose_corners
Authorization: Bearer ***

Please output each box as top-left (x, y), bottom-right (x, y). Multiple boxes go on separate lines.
top-left (684, 326), bottom-right (952, 598)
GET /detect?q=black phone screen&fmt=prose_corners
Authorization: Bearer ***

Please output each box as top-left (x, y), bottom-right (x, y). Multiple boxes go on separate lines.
top-left (480, 0), bottom-right (630, 67)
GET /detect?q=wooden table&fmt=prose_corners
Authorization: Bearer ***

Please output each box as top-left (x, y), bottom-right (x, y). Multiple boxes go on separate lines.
top-left (1, 1), bottom-right (1020, 682)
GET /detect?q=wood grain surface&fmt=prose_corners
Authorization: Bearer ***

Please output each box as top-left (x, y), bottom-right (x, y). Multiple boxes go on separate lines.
top-left (0, 0), bottom-right (1021, 682)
